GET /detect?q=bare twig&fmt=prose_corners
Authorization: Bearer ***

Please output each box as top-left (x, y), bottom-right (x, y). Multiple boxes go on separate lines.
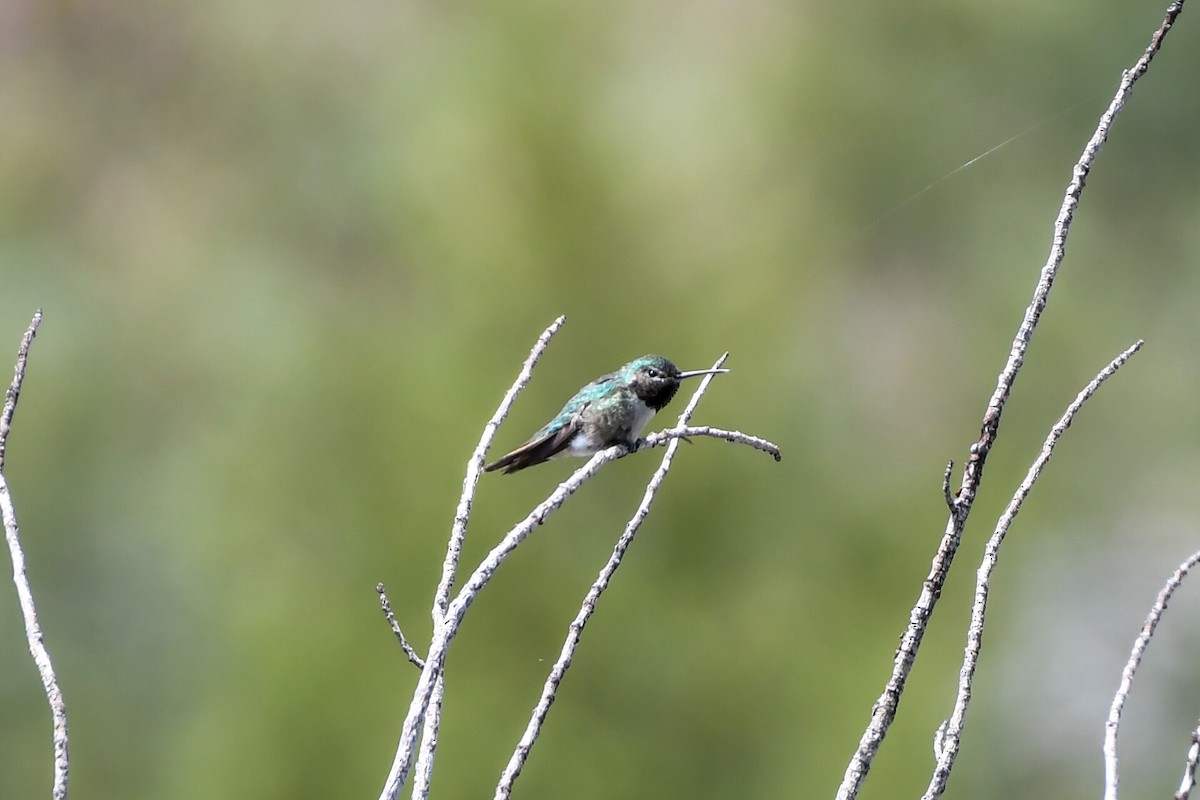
top-left (494, 355), bottom-right (733, 799)
top-left (379, 346), bottom-right (780, 800)
top-left (1104, 548), bottom-right (1200, 800)
top-left (834, 2), bottom-right (1185, 794)
top-left (0, 310), bottom-right (41, 472)
top-left (1, 311), bottom-right (68, 800)
top-left (378, 324), bottom-right (621, 800)
top-left (379, 445), bottom-right (633, 799)
top-left (1177, 723), bottom-right (1200, 800)
top-left (923, 341), bottom-right (1142, 799)
top-left (436, 316), bottom-right (566, 622)
top-left (941, 461), bottom-right (956, 511)
top-left (640, 424), bottom-right (782, 462)
top-left (410, 682), bottom-right (442, 799)
top-left (411, 316), bottom-right (565, 798)
top-left (377, 583), bottom-right (425, 670)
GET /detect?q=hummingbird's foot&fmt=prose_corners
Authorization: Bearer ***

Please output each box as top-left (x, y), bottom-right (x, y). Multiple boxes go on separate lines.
top-left (628, 434), bottom-right (691, 453)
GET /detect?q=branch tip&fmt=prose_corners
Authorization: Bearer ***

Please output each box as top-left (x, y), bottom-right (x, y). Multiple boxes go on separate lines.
top-left (942, 461), bottom-right (956, 510)
top-left (377, 582), bottom-right (426, 670)
top-left (838, 2), bottom-right (1180, 789)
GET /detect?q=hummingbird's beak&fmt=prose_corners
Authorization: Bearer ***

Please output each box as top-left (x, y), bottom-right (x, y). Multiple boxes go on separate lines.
top-left (678, 368), bottom-right (730, 380)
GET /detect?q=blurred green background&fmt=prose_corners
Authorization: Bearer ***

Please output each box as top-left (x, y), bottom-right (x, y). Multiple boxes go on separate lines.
top-left (3, 1), bottom-right (1200, 798)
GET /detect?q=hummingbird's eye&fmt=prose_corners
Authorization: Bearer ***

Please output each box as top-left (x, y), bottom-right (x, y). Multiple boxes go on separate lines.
top-left (647, 368), bottom-right (660, 378)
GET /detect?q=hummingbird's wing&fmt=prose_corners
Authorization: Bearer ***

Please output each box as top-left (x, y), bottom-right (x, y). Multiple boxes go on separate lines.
top-left (484, 371), bottom-right (622, 475)
top-left (483, 416), bottom-right (581, 474)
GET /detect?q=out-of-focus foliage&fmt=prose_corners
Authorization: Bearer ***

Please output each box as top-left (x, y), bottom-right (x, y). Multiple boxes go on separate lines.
top-left (1, 1), bottom-right (1199, 798)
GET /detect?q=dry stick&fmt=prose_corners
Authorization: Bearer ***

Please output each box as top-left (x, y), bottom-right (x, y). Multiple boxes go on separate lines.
top-left (0, 310), bottom-right (41, 472)
top-left (378, 324), bottom-right (778, 800)
top-left (378, 443), bottom-right (644, 799)
top-left (494, 355), bottom-right (756, 798)
top-left (0, 311), bottom-right (68, 800)
top-left (922, 341), bottom-right (1143, 800)
top-left (435, 316), bottom-right (567, 623)
top-left (409, 316), bottom-right (565, 798)
top-left (834, 3), bottom-right (1185, 795)
top-left (376, 333), bottom-right (745, 800)
top-left (378, 423), bottom-right (771, 800)
top-left (377, 583), bottom-right (426, 670)
top-left (641, 425), bottom-right (781, 461)
top-left (1177, 723), bottom-right (1200, 800)
top-left (1104, 548), bottom-right (1200, 800)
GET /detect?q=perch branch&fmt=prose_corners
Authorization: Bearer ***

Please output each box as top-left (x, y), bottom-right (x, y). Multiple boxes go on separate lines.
top-left (493, 355), bottom-right (736, 798)
top-left (379, 442), bottom-right (642, 798)
top-left (411, 316), bottom-right (565, 797)
top-left (640, 425), bottom-right (781, 462)
top-left (380, 345), bottom-right (778, 799)
top-left (435, 315), bottom-right (566, 620)
top-left (378, 334), bottom-right (635, 799)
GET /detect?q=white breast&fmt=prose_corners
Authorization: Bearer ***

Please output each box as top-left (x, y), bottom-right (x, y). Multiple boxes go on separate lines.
top-left (563, 400), bottom-right (658, 457)
top-left (628, 402), bottom-right (656, 439)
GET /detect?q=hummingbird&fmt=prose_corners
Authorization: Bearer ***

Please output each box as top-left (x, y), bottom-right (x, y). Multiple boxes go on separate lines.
top-left (484, 355), bottom-right (728, 474)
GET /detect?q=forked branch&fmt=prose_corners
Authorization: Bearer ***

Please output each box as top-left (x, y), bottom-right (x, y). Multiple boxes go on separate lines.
top-left (379, 330), bottom-right (780, 800)
top-left (924, 340), bottom-right (1143, 799)
top-left (836, 2), bottom-right (1186, 796)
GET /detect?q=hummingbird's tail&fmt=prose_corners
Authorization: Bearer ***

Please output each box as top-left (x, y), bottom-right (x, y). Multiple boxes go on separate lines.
top-left (484, 420), bottom-right (579, 474)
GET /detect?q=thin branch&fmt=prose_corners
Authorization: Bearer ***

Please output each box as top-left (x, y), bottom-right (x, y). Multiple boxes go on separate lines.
top-left (377, 583), bottom-right (425, 670)
top-left (411, 316), bottom-right (565, 798)
top-left (0, 310), bottom-right (41, 472)
top-left (1, 475), bottom-right (68, 800)
top-left (0, 310), bottom-right (68, 800)
top-left (494, 355), bottom-right (733, 799)
top-left (435, 316), bottom-right (566, 621)
top-left (1177, 723), bottom-right (1200, 800)
top-left (411, 680), bottom-right (442, 800)
top-left (640, 424), bottom-right (782, 462)
top-left (932, 720), bottom-right (949, 762)
top-left (923, 341), bottom-right (1143, 799)
top-left (835, 1), bottom-right (1184, 793)
top-left (379, 351), bottom-right (778, 800)
top-left (1104, 548), bottom-right (1200, 800)
top-left (942, 461), bottom-right (956, 511)
top-left (379, 445), bottom-right (629, 799)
